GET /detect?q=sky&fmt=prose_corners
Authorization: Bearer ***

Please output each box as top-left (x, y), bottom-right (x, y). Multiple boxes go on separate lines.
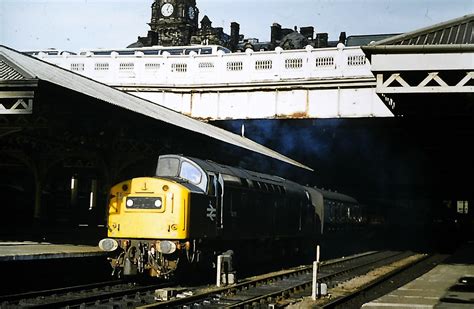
top-left (0, 0), bottom-right (472, 52)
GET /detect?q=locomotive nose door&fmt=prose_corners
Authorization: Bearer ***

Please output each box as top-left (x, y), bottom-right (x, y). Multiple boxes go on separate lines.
top-left (217, 173), bottom-right (224, 233)
top-left (207, 173), bottom-right (224, 235)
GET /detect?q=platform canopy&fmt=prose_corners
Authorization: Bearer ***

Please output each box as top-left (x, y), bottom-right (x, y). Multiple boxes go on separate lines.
top-left (0, 45), bottom-right (311, 171)
top-left (362, 14), bottom-right (474, 116)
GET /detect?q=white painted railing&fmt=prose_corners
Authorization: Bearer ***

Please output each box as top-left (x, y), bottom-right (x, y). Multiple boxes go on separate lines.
top-left (37, 45), bottom-right (373, 86)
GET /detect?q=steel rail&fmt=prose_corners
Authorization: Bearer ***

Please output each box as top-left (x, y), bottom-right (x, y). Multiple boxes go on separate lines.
top-left (2, 281), bottom-right (173, 309)
top-left (34, 283), bottom-right (172, 309)
top-left (0, 279), bottom-right (126, 302)
top-left (138, 251), bottom-right (383, 308)
top-left (224, 251), bottom-right (410, 308)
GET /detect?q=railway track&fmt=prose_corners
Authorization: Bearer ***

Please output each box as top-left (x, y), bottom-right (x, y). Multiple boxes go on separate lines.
top-left (0, 251), bottom-right (426, 308)
top-left (319, 253), bottom-right (447, 309)
top-left (138, 250), bottom-right (415, 308)
top-left (0, 279), bottom-right (171, 308)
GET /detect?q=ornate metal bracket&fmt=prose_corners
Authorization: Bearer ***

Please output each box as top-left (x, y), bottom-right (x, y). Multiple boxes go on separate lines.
top-left (376, 71), bottom-right (474, 94)
top-left (0, 91), bottom-right (34, 114)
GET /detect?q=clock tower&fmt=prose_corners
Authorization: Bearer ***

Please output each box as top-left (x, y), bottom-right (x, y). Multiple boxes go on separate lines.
top-left (149, 0), bottom-right (199, 46)
top-left (129, 0), bottom-right (239, 50)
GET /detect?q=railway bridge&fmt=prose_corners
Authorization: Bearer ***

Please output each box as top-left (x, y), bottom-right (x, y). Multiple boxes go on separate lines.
top-left (33, 45), bottom-right (393, 120)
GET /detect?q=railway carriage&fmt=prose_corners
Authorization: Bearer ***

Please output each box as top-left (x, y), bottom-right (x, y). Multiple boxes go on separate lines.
top-left (312, 188), bottom-right (363, 232)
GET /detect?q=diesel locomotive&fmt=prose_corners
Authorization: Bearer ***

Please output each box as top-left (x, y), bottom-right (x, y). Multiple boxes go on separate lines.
top-left (99, 154), bottom-right (358, 278)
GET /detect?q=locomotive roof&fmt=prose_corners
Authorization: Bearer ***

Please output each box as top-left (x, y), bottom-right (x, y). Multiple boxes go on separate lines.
top-left (181, 155), bottom-right (300, 187)
top-left (314, 188), bottom-right (358, 204)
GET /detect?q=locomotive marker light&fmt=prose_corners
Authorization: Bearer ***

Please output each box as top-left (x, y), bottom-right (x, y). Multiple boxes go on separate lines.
top-left (99, 238), bottom-right (119, 252)
top-left (158, 240), bottom-right (177, 254)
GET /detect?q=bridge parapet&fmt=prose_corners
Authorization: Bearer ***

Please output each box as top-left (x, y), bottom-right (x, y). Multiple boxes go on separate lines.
top-left (37, 46), bottom-right (373, 86)
top-left (33, 46), bottom-right (393, 119)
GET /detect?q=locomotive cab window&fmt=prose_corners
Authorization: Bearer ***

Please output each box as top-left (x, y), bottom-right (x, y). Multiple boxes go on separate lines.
top-left (156, 157), bottom-right (180, 177)
top-left (179, 161), bottom-right (203, 185)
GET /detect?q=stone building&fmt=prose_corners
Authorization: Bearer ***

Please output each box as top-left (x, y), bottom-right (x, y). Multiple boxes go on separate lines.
top-left (129, 0), bottom-right (394, 52)
top-left (236, 24), bottom-right (341, 52)
top-left (129, 0), bottom-right (240, 50)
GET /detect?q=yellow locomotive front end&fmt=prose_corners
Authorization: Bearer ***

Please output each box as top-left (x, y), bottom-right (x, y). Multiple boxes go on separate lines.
top-left (99, 177), bottom-right (191, 277)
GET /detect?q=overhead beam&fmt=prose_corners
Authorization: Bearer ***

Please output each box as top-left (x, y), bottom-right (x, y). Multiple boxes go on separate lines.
top-left (376, 72), bottom-right (474, 94)
top-left (0, 91), bottom-right (34, 114)
top-left (370, 53), bottom-right (474, 72)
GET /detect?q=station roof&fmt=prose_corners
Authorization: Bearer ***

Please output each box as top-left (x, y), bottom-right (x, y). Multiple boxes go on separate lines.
top-left (372, 14), bottom-right (473, 46)
top-left (364, 14), bottom-right (474, 54)
top-left (0, 45), bottom-right (312, 171)
top-left (345, 33), bottom-right (400, 47)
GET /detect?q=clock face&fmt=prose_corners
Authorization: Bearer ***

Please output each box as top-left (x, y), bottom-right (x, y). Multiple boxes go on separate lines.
top-left (161, 3), bottom-right (174, 17)
top-left (188, 7), bottom-right (195, 19)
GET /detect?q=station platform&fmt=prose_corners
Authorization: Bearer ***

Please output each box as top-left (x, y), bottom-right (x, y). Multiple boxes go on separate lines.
top-left (0, 241), bottom-right (106, 261)
top-left (362, 241), bottom-right (474, 308)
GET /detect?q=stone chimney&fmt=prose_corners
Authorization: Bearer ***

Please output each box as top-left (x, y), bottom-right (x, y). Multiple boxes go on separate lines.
top-left (315, 33), bottom-right (328, 48)
top-left (271, 23), bottom-right (282, 44)
top-left (339, 31), bottom-right (347, 44)
top-left (300, 26), bottom-right (314, 40)
top-left (230, 22), bottom-right (240, 51)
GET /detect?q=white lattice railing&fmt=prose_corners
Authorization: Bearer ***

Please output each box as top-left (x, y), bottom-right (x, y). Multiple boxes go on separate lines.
top-left (36, 45), bottom-right (373, 86)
